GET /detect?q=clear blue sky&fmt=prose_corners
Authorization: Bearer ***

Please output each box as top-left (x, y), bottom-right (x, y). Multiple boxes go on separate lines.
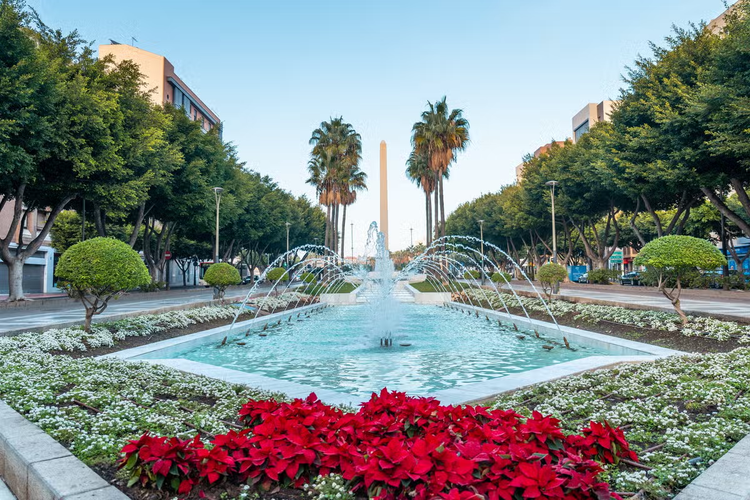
top-left (29, 0), bottom-right (732, 254)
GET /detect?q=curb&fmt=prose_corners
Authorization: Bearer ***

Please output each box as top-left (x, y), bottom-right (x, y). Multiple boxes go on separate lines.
top-left (674, 432), bottom-right (750, 499)
top-left (0, 401), bottom-right (128, 500)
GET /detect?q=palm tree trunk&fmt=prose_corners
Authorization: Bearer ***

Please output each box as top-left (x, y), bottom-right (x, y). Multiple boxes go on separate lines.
top-left (439, 172), bottom-right (446, 242)
top-left (333, 203), bottom-right (339, 254)
top-left (325, 204), bottom-right (331, 249)
top-left (433, 172), bottom-right (440, 244)
top-left (425, 191), bottom-right (431, 247)
top-left (340, 204), bottom-right (347, 259)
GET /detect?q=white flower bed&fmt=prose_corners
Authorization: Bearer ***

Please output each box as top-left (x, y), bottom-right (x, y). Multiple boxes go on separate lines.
top-left (248, 291), bottom-right (310, 312)
top-left (460, 288), bottom-right (750, 342)
top-left (0, 347), bottom-right (284, 465)
top-left (491, 349), bottom-right (750, 498)
top-left (0, 306), bottom-right (241, 353)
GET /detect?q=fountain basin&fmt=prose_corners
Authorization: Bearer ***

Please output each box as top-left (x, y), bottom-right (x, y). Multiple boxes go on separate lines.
top-left (106, 303), bottom-right (676, 407)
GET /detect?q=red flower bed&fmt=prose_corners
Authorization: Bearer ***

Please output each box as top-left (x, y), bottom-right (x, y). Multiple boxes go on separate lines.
top-left (120, 389), bottom-right (636, 499)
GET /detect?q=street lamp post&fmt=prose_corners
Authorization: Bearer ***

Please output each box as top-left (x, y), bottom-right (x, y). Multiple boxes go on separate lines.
top-left (285, 221), bottom-right (291, 268)
top-left (213, 187), bottom-right (224, 264)
top-left (350, 222), bottom-right (354, 262)
top-left (545, 181), bottom-right (558, 264)
top-left (478, 219), bottom-right (485, 284)
top-left (410, 227), bottom-right (413, 248)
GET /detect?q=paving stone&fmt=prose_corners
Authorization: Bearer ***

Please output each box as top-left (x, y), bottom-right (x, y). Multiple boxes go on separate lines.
top-left (690, 450), bottom-right (750, 496)
top-left (0, 479), bottom-right (16, 500)
top-left (27, 456), bottom-right (110, 500)
top-left (726, 434), bottom-right (750, 458)
top-left (675, 483), bottom-right (744, 499)
top-left (62, 485), bottom-right (128, 500)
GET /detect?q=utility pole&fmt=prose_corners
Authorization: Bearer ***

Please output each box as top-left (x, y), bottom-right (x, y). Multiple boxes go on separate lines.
top-left (410, 227), bottom-right (413, 247)
top-left (350, 222), bottom-right (354, 262)
top-left (478, 219), bottom-right (485, 284)
top-left (545, 181), bottom-right (558, 264)
top-left (213, 187), bottom-right (224, 263)
top-left (285, 221), bottom-right (291, 268)
top-left (81, 199), bottom-right (86, 241)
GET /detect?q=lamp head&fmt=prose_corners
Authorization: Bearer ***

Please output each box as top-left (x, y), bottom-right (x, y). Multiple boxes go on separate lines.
top-left (545, 181), bottom-right (558, 187)
top-left (213, 187), bottom-right (224, 194)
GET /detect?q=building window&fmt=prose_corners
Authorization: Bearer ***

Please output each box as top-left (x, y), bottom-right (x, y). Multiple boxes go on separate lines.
top-left (574, 120), bottom-right (590, 142)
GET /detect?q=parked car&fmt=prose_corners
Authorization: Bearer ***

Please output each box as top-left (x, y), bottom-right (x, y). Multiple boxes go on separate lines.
top-left (576, 273), bottom-right (588, 284)
top-left (620, 271), bottom-right (642, 286)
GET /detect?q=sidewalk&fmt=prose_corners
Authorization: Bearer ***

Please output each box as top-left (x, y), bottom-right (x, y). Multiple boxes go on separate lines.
top-left (505, 282), bottom-right (750, 321)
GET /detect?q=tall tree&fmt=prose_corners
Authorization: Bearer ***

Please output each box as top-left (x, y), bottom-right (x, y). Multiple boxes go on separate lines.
top-left (406, 149), bottom-right (435, 246)
top-left (0, 1), bottom-right (123, 300)
top-left (411, 97), bottom-right (469, 243)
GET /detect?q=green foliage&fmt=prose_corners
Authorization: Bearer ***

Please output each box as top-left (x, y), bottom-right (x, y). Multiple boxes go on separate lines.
top-left (300, 271), bottom-right (317, 284)
top-left (266, 267), bottom-right (289, 282)
top-left (50, 210), bottom-right (95, 254)
top-left (203, 263), bottom-right (240, 299)
top-left (55, 237), bottom-right (150, 330)
top-left (463, 270), bottom-right (480, 280)
top-left (491, 271), bottom-right (512, 283)
top-left (539, 263), bottom-right (567, 285)
top-left (56, 237), bottom-right (150, 293)
top-left (635, 235), bottom-right (726, 273)
top-left (587, 269), bottom-right (620, 285)
top-left (138, 281), bottom-right (166, 293)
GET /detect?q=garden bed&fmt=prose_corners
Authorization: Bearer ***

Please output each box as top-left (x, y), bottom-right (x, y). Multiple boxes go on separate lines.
top-left (489, 348), bottom-right (750, 499)
top-left (457, 288), bottom-right (750, 352)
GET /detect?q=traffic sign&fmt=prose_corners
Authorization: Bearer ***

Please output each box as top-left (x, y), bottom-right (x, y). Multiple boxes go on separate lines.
top-left (609, 250), bottom-right (623, 264)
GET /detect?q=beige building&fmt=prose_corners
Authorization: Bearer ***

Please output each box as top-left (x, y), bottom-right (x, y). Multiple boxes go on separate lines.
top-left (99, 43), bottom-right (221, 136)
top-left (571, 100), bottom-right (617, 143)
top-left (515, 141), bottom-right (567, 182)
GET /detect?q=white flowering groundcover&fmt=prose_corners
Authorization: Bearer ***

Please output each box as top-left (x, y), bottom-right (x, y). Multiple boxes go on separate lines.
top-left (492, 349), bottom-right (750, 498)
top-left (461, 288), bottom-right (750, 343)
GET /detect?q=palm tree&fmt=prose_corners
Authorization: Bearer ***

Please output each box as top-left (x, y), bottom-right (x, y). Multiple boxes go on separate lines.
top-left (406, 149), bottom-right (435, 246)
top-left (411, 97), bottom-right (470, 244)
top-left (307, 118), bottom-right (365, 254)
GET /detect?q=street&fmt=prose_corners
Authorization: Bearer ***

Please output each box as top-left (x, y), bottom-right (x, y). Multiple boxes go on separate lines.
top-left (505, 282), bottom-right (750, 321)
top-left (0, 285), bottom-right (275, 335)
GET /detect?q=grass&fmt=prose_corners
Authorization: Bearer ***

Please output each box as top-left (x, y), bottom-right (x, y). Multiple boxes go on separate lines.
top-left (301, 281), bottom-right (358, 295)
top-left (410, 279), bottom-right (476, 293)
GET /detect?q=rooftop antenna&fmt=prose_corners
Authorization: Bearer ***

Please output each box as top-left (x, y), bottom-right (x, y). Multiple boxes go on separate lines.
top-left (108, 39), bottom-right (120, 45)
top-left (131, 36), bottom-right (138, 46)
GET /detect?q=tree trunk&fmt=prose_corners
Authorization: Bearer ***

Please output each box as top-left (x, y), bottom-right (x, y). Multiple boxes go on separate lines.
top-left (425, 191), bottom-right (431, 247)
top-left (128, 202), bottom-right (147, 248)
top-left (93, 203), bottom-right (106, 237)
top-left (702, 187), bottom-right (750, 238)
top-left (5, 259), bottom-right (25, 301)
top-left (340, 204), bottom-right (347, 259)
top-left (439, 172), bottom-right (446, 241)
top-left (433, 172), bottom-right (440, 244)
top-left (84, 307), bottom-right (95, 332)
top-left (325, 204), bottom-right (331, 249)
top-left (659, 276), bottom-right (688, 325)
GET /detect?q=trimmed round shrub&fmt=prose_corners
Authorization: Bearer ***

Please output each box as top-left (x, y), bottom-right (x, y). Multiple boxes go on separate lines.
top-left (635, 235), bottom-right (726, 323)
top-left (538, 262), bottom-right (567, 299)
top-left (463, 270), bottom-right (481, 280)
top-left (300, 271), bottom-right (317, 284)
top-left (203, 263), bottom-right (241, 299)
top-left (266, 267), bottom-right (289, 282)
top-left (56, 237), bottom-right (151, 331)
top-left (491, 271), bottom-right (512, 283)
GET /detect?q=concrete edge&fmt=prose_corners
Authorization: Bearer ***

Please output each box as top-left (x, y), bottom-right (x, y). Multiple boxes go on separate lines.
top-left (450, 302), bottom-right (683, 358)
top-left (0, 401), bottom-right (128, 500)
top-left (103, 303), bottom-right (326, 360)
top-left (674, 431), bottom-right (750, 499)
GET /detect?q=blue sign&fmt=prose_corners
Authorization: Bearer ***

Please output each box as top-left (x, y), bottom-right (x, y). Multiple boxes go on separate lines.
top-left (568, 265), bottom-right (587, 282)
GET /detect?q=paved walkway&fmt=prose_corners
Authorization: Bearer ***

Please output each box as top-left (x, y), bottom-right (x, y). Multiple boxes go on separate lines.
top-left (0, 479), bottom-right (15, 500)
top-left (505, 283), bottom-right (750, 320)
top-left (0, 286), bottom-right (273, 335)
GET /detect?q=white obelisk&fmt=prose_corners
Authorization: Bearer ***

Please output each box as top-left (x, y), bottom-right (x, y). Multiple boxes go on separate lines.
top-left (379, 140), bottom-right (389, 250)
